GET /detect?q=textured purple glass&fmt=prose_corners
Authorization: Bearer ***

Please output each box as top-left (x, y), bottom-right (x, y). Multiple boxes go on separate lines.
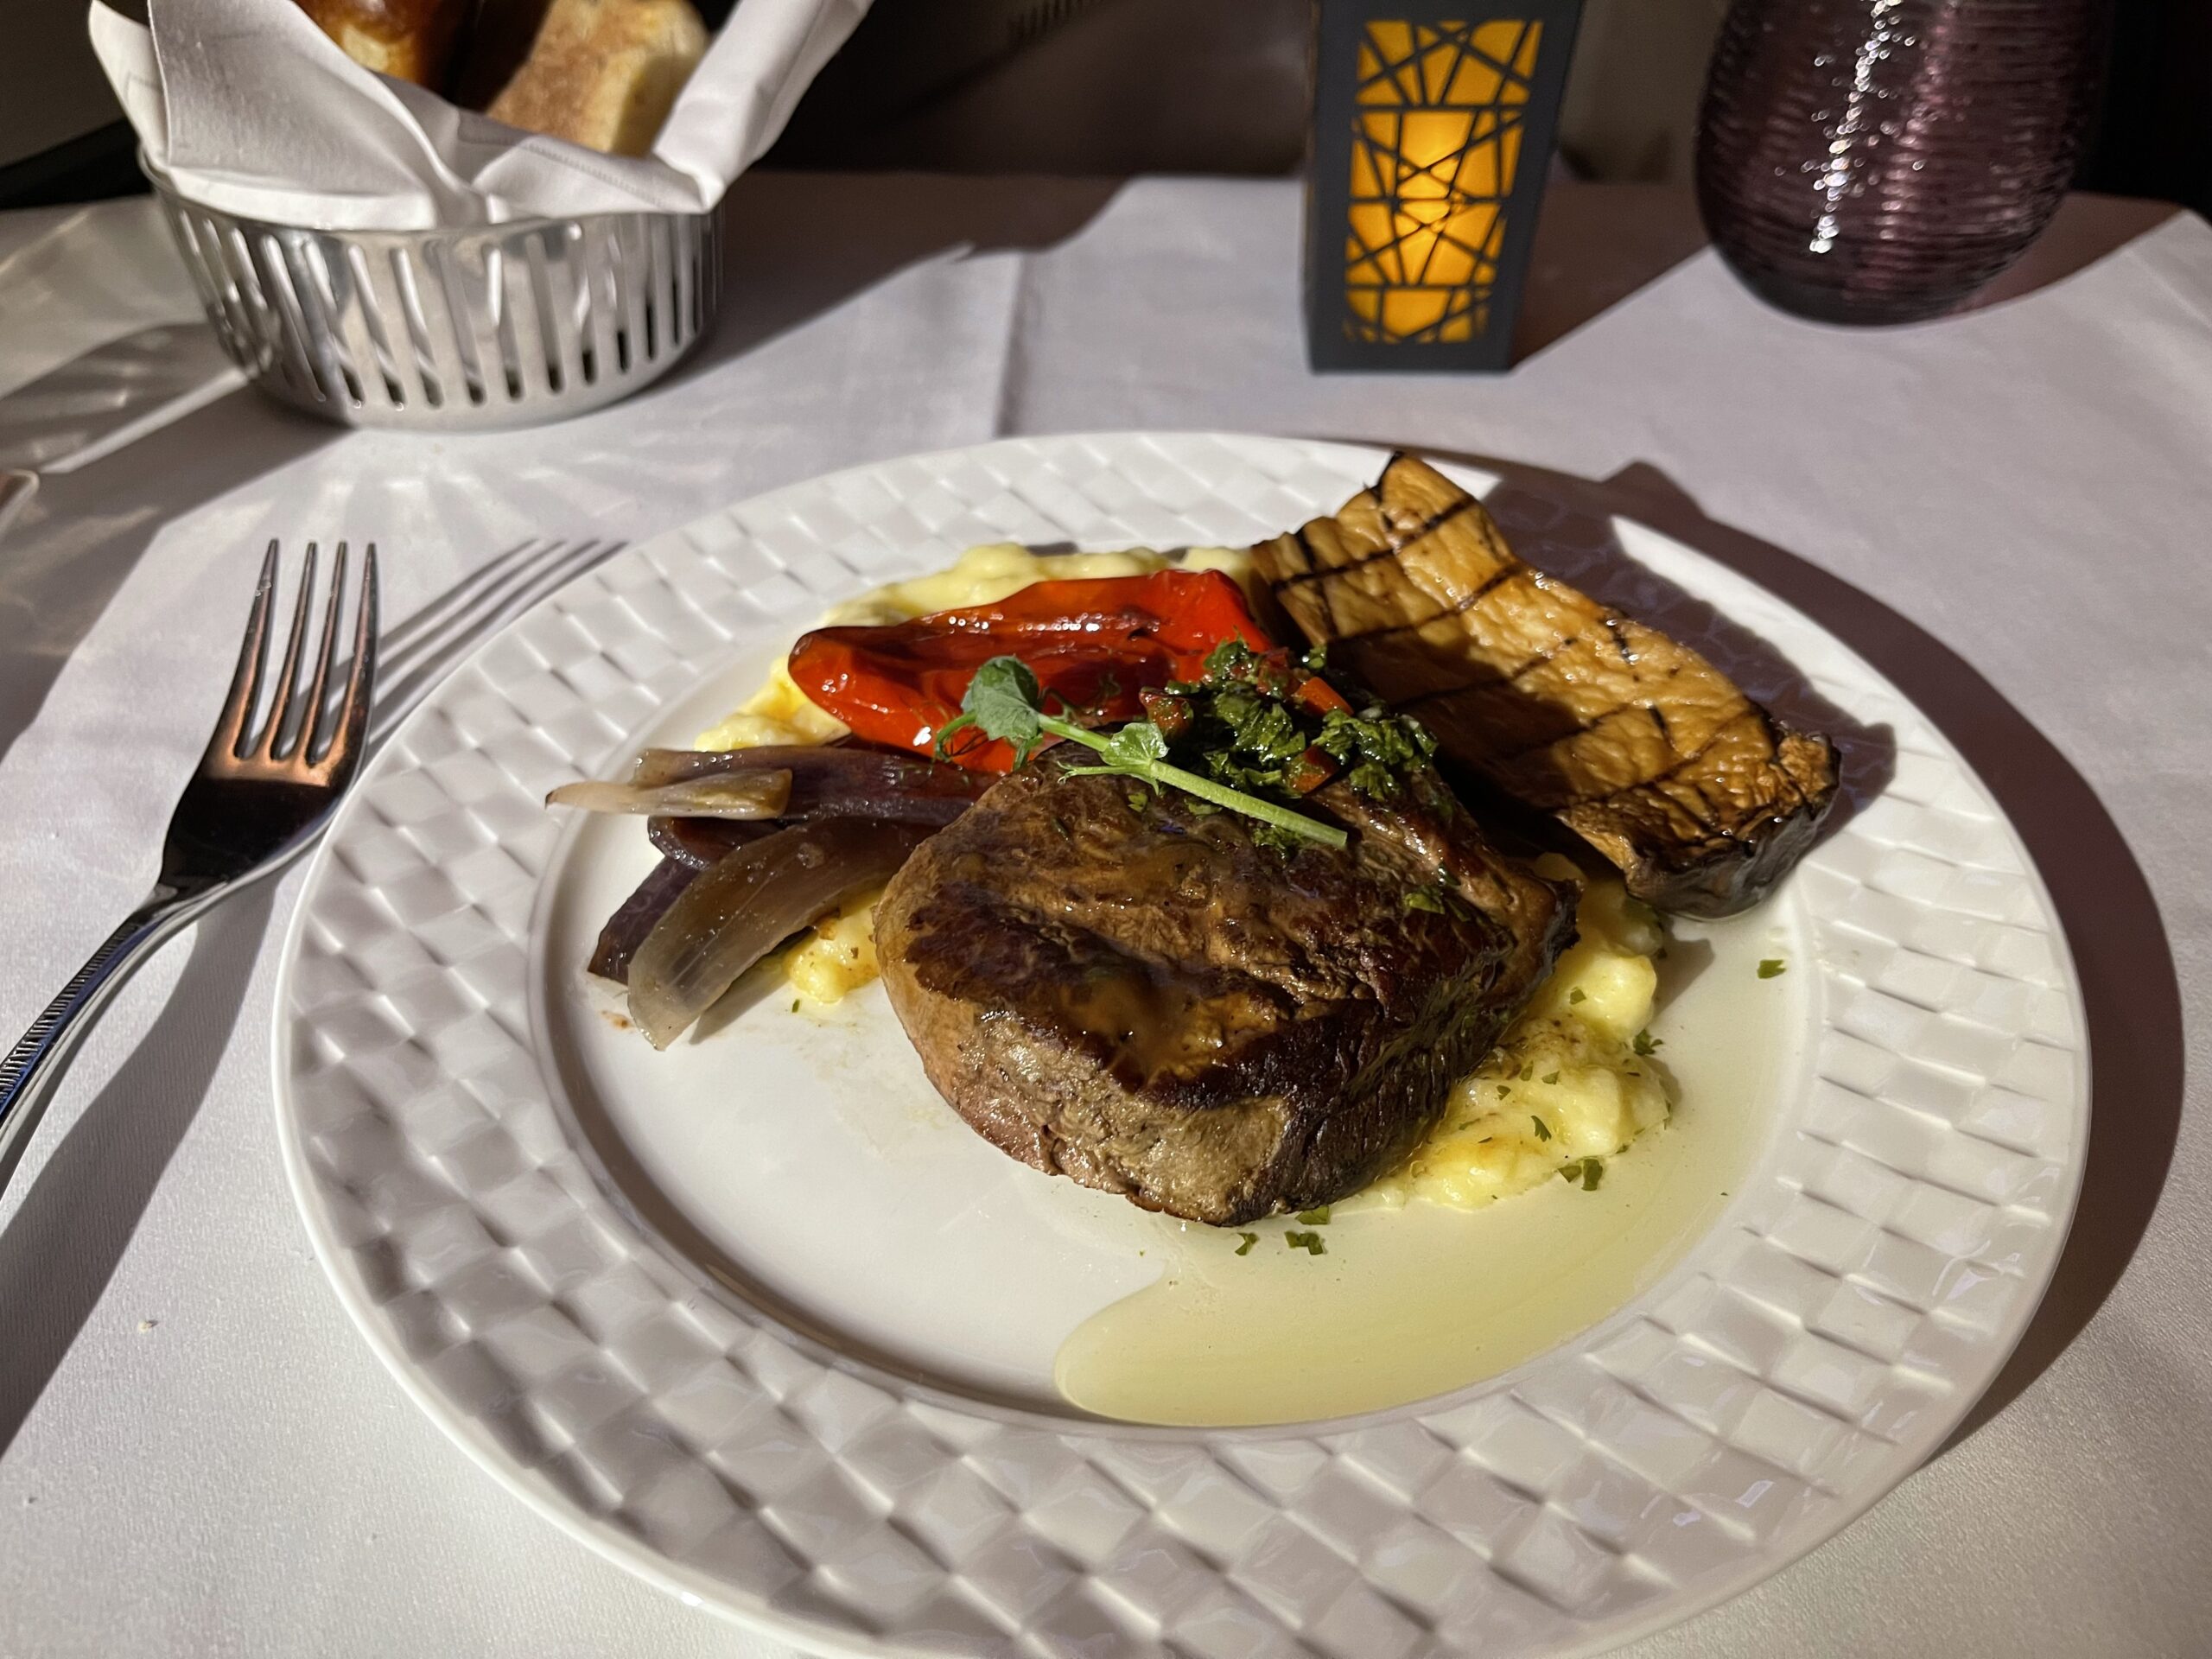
top-left (1696, 0), bottom-right (2110, 325)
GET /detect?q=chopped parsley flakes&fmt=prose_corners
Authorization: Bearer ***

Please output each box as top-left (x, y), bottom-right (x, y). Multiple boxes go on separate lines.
top-left (1559, 1156), bottom-right (1605, 1192)
top-left (1234, 1231), bottom-right (1258, 1256)
top-left (1285, 1230), bottom-right (1327, 1256)
top-left (1758, 958), bottom-right (1787, 978)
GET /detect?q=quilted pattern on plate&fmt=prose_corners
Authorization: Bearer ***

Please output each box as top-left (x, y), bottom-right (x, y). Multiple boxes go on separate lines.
top-left (276, 433), bottom-right (2086, 1658)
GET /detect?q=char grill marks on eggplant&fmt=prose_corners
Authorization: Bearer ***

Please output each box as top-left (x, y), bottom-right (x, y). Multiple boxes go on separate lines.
top-left (1251, 454), bottom-right (1839, 917)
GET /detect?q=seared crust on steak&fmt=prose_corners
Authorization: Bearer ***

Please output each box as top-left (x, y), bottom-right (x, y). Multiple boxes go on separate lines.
top-left (874, 756), bottom-right (1574, 1225)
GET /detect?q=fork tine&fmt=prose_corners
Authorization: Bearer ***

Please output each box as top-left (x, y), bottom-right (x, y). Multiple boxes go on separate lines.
top-left (296, 540), bottom-right (349, 764)
top-left (208, 541), bottom-right (280, 760)
top-left (326, 543), bottom-right (379, 778)
top-left (257, 541), bottom-right (319, 759)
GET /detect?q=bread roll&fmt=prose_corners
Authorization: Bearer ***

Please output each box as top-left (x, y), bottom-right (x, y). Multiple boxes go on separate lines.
top-left (467, 0), bottom-right (709, 157)
top-left (293, 0), bottom-right (467, 88)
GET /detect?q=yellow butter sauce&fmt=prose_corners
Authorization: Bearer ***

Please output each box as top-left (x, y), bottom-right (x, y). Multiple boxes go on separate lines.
top-left (1052, 897), bottom-right (1789, 1427)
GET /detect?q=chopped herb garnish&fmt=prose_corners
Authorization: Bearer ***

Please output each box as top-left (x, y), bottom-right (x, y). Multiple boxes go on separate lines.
top-left (1758, 957), bottom-right (1787, 978)
top-left (1285, 1230), bottom-right (1327, 1255)
top-left (1187, 639), bottom-right (1433, 805)
top-left (1541, 1071), bottom-right (1560, 1086)
top-left (1498, 1084), bottom-right (1512, 1097)
top-left (790, 998), bottom-right (801, 1013)
top-left (1296, 1205), bottom-right (1332, 1225)
top-left (1632, 1029), bottom-right (1662, 1056)
top-left (1310, 705), bottom-right (1437, 800)
top-left (1559, 1156), bottom-right (1605, 1191)
top-left (1402, 872), bottom-right (1466, 917)
top-left (1568, 987), bottom-right (1587, 1004)
top-left (1531, 1116), bottom-right (1552, 1141)
top-left (1518, 1062), bottom-right (1535, 1081)
top-left (937, 655), bottom-right (1348, 849)
top-left (1235, 1231), bottom-right (1258, 1256)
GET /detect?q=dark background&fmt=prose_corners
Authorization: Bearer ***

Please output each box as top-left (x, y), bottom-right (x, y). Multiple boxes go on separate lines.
top-left (3, 0), bottom-right (2208, 215)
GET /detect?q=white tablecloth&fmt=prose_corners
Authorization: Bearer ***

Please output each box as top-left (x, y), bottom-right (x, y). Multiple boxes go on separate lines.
top-left (0, 174), bottom-right (2207, 1657)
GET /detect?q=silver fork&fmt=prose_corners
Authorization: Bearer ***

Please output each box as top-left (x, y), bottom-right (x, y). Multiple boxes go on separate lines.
top-left (0, 541), bottom-right (377, 1198)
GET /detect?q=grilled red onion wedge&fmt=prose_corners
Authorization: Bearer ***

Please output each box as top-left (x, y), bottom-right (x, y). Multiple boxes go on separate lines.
top-left (548, 771), bottom-right (792, 820)
top-left (631, 746), bottom-right (988, 824)
top-left (626, 819), bottom-right (930, 1048)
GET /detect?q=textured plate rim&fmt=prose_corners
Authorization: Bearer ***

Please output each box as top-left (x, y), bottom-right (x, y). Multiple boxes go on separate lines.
top-left (271, 431), bottom-right (2090, 1659)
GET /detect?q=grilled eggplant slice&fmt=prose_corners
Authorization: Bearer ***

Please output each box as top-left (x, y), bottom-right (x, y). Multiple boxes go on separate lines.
top-left (1254, 454), bottom-right (1838, 917)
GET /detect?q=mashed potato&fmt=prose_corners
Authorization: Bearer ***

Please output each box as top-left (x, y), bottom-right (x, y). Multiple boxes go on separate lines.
top-left (783, 887), bottom-right (883, 1004)
top-left (1372, 856), bottom-right (1674, 1209)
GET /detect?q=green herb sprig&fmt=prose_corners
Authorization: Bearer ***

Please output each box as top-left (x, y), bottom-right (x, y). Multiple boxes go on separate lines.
top-left (935, 657), bottom-right (1348, 850)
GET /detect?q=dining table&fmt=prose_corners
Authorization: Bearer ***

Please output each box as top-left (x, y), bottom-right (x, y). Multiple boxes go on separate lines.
top-left (0, 170), bottom-right (2206, 1657)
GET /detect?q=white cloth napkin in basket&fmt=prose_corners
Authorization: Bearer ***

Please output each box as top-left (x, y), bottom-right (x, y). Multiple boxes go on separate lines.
top-left (89, 0), bottom-right (870, 230)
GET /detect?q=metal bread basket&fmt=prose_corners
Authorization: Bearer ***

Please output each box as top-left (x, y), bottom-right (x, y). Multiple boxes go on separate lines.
top-left (148, 162), bottom-right (723, 431)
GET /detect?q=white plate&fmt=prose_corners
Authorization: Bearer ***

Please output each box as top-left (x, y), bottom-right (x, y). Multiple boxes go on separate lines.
top-left (275, 433), bottom-right (2087, 1657)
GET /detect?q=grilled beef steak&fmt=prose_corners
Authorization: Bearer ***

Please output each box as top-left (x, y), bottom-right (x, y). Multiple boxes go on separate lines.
top-left (874, 756), bottom-right (1575, 1225)
top-left (1253, 454), bottom-right (1838, 917)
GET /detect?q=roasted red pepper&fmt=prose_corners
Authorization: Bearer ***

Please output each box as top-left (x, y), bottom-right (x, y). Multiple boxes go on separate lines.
top-left (789, 570), bottom-right (1332, 772)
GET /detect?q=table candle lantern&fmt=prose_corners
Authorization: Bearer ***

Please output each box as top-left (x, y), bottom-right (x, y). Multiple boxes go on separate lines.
top-left (1305, 0), bottom-right (1584, 372)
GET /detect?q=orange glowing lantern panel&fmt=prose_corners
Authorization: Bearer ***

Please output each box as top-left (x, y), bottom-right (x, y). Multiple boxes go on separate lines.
top-left (1345, 21), bottom-right (1542, 343)
top-left (1308, 5), bottom-right (1580, 370)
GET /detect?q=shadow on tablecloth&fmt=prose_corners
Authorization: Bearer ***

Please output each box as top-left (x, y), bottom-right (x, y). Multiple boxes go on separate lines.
top-left (0, 385), bottom-right (331, 771)
top-left (660, 170), bottom-right (1126, 393)
top-left (0, 880), bottom-right (277, 1459)
top-left (1390, 446), bottom-right (2181, 1455)
top-left (1510, 189), bottom-right (2183, 367)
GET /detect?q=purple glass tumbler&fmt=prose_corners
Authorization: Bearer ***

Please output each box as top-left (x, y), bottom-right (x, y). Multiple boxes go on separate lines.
top-left (1696, 0), bottom-right (2110, 325)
